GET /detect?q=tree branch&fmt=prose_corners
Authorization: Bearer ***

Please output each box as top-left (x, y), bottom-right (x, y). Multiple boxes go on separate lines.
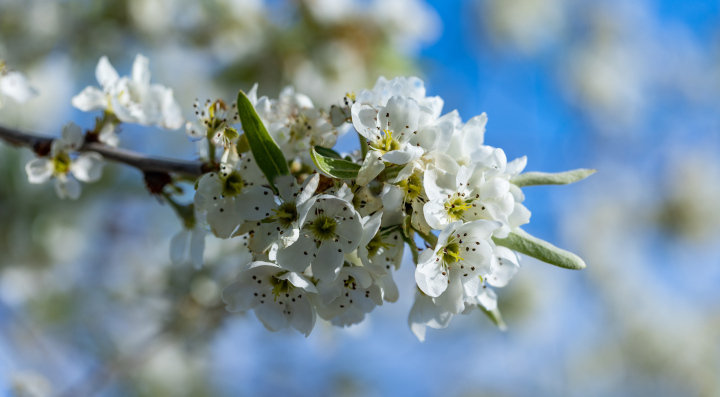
top-left (0, 125), bottom-right (207, 177)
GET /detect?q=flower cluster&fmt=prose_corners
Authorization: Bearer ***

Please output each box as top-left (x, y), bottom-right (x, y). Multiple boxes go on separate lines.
top-left (209, 76), bottom-right (532, 340)
top-left (19, 54), bottom-right (591, 340)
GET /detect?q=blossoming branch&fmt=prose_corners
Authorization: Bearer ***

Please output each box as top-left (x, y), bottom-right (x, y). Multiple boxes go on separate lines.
top-left (0, 55), bottom-right (595, 340)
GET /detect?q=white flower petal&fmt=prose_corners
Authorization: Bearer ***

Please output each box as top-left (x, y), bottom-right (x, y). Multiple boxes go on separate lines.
top-left (185, 122), bottom-right (206, 142)
top-left (71, 152), bottom-right (104, 183)
top-left (71, 86), bottom-right (107, 112)
top-left (131, 54), bottom-right (151, 86)
top-left (350, 102), bottom-right (379, 141)
top-left (476, 285), bottom-right (498, 311)
top-left (25, 159), bottom-right (53, 184)
top-left (289, 294), bottom-right (316, 336)
top-left (382, 144), bottom-right (424, 165)
top-left (60, 123), bottom-right (84, 152)
top-left (378, 96), bottom-right (420, 135)
top-left (279, 272), bottom-right (318, 293)
top-left (408, 290), bottom-right (453, 342)
top-left (356, 151), bottom-right (385, 186)
top-left (95, 56), bottom-right (119, 90)
top-left (0, 71), bottom-right (37, 103)
top-left (170, 229), bottom-right (189, 265)
top-left (415, 251), bottom-right (448, 297)
top-left (276, 236), bottom-right (317, 273)
top-left (222, 279), bottom-right (260, 312)
top-left (508, 202), bottom-right (531, 229)
top-left (189, 227), bottom-right (206, 269)
top-left (433, 272), bottom-right (465, 314)
top-left (236, 187), bottom-right (276, 221)
top-left (55, 176), bottom-right (81, 200)
top-left (488, 246), bottom-right (520, 288)
top-left (255, 301), bottom-right (290, 332)
top-left (296, 173), bottom-right (320, 207)
top-left (313, 242), bottom-right (344, 282)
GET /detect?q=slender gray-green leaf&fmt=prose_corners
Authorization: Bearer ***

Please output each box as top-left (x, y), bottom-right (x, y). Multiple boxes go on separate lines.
top-left (236, 90), bottom-right (289, 190)
top-left (511, 169), bottom-right (597, 187)
top-left (312, 146), bottom-right (343, 159)
top-left (479, 306), bottom-right (507, 331)
top-left (310, 146), bottom-right (361, 179)
top-left (493, 228), bottom-right (586, 270)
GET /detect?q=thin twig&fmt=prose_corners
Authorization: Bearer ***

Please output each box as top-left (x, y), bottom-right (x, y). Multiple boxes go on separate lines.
top-left (0, 125), bottom-right (207, 177)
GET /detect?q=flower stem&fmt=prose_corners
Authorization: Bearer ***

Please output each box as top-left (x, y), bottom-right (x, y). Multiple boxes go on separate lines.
top-left (413, 227), bottom-right (438, 248)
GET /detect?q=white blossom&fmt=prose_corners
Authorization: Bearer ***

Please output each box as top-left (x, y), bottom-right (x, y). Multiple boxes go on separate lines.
top-left (248, 174), bottom-right (320, 253)
top-left (276, 195), bottom-right (363, 282)
top-left (186, 98), bottom-right (240, 146)
top-left (25, 123), bottom-right (104, 200)
top-left (0, 61), bottom-right (37, 107)
top-left (314, 265), bottom-right (383, 327)
top-left (222, 261), bottom-right (317, 336)
top-left (194, 155), bottom-right (275, 239)
top-left (71, 54), bottom-right (183, 129)
top-left (415, 220), bottom-right (500, 314)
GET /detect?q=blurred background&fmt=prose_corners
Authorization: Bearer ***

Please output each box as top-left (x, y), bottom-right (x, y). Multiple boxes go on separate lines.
top-left (1, 0), bottom-right (719, 396)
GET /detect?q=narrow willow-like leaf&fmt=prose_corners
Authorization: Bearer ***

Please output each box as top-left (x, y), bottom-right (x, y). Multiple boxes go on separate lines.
top-left (493, 228), bottom-right (586, 270)
top-left (510, 169), bottom-right (597, 187)
top-left (310, 146), bottom-right (361, 179)
top-left (479, 306), bottom-right (507, 331)
top-left (236, 90), bottom-right (289, 189)
top-left (312, 146), bottom-right (342, 159)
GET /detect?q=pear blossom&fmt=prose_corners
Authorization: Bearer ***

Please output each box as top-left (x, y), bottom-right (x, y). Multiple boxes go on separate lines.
top-left (254, 86), bottom-right (339, 160)
top-left (381, 158), bottom-right (433, 233)
top-left (222, 261), bottom-right (317, 336)
top-left (351, 94), bottom-right (455, 185)
top-left (0, 61), bottom-right (37, 107)
top-left (185, 98), bottom-right (240, 146)
top-left (194, 156), bottom-right (275, 238)
top-left (25, 123), bottom-right (104, 200)
top-left (314, 265), bottom-right (383, 327)
top-left (422, 163), bottom-right (519, 237)
top-left (415, 219), bottom-right (500, 314)
top-left (275, 195), bottom-right (363, 282)
top-left (357, 211), bottom-right (404, 277)
top-left (248, 174), bottom-right (320, 253)
top-left (71, 54), bottom-right (183, 129)
top-left (356, 76), bottom-right (443, 116)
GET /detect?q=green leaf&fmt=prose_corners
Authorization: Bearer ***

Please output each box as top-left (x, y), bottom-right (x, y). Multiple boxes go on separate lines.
top-left (236, 90), bottom-right (289, 190)
top-left (510, 169), bottom-right (597, 187)
top-left (493, 228), bottom-right (586, 270)
top-left (479, 306), bottom-right (507, 331)
top-left (312, 146), bottom-right (342, 159)
top-left (310, 146), bottom-right (361, 179)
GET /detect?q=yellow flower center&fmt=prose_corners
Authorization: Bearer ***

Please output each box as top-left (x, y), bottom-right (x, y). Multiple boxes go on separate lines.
top-left (371, 129), bottom-right (402, 153)
top-left (309, 215), bottom-right (337, 241)
top-left (441, 242), bottom-right (463, 265)
top-left (270, 274), bottom-right (292, 300)
top-left (53, 152), bottom-right (72, 175)
top-left (367, 233), bottom-right (395, 257)
top-left (397, 172), bottom-right (423, 202)
top-left (445, 196), bottom-right (473, 221)
top-left (272, 202), bottom-right (298, 229)
top-left (222, 171), bottom-right (244, 197)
